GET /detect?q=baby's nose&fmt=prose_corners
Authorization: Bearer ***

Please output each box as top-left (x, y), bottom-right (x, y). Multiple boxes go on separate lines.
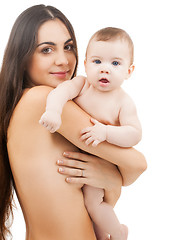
top-left (100, 66), bottom-right (110, 74)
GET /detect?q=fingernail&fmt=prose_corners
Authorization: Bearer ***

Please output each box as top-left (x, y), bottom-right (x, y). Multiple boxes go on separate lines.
top-left (66, 177), bottom-right (71, 182)
top-left (57, 160), bottom-right (63, 164)
top-left (59, 168), bottom-right (64, 172)
top-left (63, 152), bottom-right (69, 157)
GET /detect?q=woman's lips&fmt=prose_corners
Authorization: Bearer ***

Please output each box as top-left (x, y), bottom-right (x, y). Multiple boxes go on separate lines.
top-left (50, 71), bottom-right (69, 79)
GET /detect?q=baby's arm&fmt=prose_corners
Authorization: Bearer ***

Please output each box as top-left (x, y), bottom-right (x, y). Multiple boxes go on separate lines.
top-left (81, 96), bottom-right (142, 147)
top-left (106, 99), bottom-right (142, 147)
top-left (39, 76), bottom-right (86, 133)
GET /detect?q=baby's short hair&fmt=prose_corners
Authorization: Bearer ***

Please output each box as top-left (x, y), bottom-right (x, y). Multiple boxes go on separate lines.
top-left (88, 27), bottom-right (134, 65)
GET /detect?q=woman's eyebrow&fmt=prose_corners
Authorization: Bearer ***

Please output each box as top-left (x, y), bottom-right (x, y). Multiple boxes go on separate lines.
top-left (65, 38), bottom-right (73, 44)
top-left (37, 38), bottom-right (73, 48)
top-left (37, 41), bottom-right (56, 47)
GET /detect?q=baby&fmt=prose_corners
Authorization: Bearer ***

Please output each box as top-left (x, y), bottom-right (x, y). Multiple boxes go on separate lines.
top-left (40, 27), bottom-right (142, 240)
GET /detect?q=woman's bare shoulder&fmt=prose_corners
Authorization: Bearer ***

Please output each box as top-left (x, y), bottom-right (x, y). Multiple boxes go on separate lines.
top-left (22, 86), bottom-right (53, 106)
top-left (15, 86), bottom-right (54, 122)
top-left (26, 85), bottom-right (53, 95)
top-left (8, 86), bottom-right (54, 142)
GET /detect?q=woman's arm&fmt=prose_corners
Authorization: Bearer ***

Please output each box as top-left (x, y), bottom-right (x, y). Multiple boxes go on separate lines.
top-left (58, 100), bottom-right (147, 186)
top-left (57, 151), bottom-right (122, 206)
top-left (30, 85), bottom-right (146, 186)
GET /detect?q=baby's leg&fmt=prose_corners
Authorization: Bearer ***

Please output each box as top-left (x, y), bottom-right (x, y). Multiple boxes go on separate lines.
top-left (93, 223), bottom-right (110, 240)
top-left (83, 185), bottom-right (128, 240)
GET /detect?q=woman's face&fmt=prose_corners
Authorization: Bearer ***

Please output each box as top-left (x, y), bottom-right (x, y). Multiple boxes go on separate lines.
top-left (26, 19), bottom-right (77, 88)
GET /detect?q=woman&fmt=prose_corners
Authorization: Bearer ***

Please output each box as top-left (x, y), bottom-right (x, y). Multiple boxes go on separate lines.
top-left (0, 5), bottom-right (146, 240)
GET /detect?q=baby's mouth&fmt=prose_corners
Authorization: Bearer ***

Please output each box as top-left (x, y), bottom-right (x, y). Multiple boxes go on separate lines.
top-left (99, 78), bottom-right (109, 83)
top-left (99, 78), bottom-right (109, 86)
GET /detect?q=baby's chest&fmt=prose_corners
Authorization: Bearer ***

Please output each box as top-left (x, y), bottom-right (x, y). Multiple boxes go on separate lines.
top-left (75, 93), bottom-right (120, 125)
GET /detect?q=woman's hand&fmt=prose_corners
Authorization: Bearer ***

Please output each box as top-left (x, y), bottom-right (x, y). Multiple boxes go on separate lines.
top-left (56, 151), bottom-right (122, 192)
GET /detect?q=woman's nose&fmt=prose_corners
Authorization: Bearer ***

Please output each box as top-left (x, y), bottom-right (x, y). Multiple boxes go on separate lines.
top-left (54, 51), bottom-right (68, 66)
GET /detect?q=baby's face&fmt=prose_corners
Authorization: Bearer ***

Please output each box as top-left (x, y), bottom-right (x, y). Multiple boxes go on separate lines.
top-left (85, 39), bottom-right (133, 91)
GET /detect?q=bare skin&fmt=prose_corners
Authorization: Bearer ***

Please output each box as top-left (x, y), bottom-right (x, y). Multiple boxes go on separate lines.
top-left (7, 88), bottom-right (95, 240)
top-left (7, 86), bottom-right (146, 240)
top-left (57, 96), bottom-right (146, 186)
top-left (7, 87), bottom-right (118, 240)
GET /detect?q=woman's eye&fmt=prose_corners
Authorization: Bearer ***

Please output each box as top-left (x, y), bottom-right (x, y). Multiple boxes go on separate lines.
top-left (94, 59), bottom-right (101, 64)
top-left (64, 44), bottom-right (74, 51)
top-left (112, 61), bottom-right (119, 66)
top-left (42, 48), bottom-right (52, 54)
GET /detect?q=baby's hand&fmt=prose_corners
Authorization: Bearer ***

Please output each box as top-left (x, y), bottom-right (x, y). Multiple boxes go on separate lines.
top-left (80, 118), bottom-right (107, 147)
top-left (39, 110), bottom-right (62, 133)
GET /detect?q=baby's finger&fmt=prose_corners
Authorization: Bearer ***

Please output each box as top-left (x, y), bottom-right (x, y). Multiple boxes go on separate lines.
top-left (80, 132), bottom-right (92, 141)
top-left (39, 119), bottom-right (43, 125)
top-left (41, 122), bottom-right (48, 128)
top-left (85, 137), bottom-right (94, 146)
top-left (46, 124), bottom-right (53, 132)
top-left (49, 127), bottom-right (56, 133)
top-left (90, 118), bottom-right (98, 125)
top-left (39, 118), bottom-right (45, 126)
top-left (81, 127), bottom-right (92, 135)
top-left (92, 140), bottom-right (100, 147)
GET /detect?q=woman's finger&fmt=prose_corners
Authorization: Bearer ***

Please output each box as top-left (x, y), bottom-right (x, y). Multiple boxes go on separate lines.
top-left (57, 158), bottom-right (85, 169)
top-left (66, 176), bottom-right (89, 185)
top-left (58, 167), bottom-right (85, 177)
top-left (63, 151), bottom-right (90, 162)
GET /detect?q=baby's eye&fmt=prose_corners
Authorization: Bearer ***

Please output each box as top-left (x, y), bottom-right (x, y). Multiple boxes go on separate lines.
top-left (93, 59), bottom-right (101, 64)
top-left (112, 61), bottom-right (119, 66)
top-left (42, 47), bottom-right (52, 54)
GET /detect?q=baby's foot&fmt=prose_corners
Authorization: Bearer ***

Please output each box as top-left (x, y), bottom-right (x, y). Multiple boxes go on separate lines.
top-left (96, 232), bottom-right (110, 240)
top-left (110, 224), bottom-right (128, 240)
top-left (121, 224), bottom-right (128, 240)
top-left (93, 223), bottom-right (110, 240)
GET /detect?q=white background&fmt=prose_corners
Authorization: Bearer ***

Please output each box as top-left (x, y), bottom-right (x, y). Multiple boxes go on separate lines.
top-left (1, 0), bottom-right (170, 239)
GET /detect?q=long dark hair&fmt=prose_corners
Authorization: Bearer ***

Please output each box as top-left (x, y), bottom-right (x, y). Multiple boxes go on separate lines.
top-left (0, 4), bottom-right (78, 239)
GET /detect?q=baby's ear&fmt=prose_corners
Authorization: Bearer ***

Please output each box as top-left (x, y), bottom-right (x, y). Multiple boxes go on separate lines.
top-left (128, 64), bottom-right (135, 76)
top-left (84, 59), bottom-right (87, 73)
top-left (84, 59), bottom-right (87, 67)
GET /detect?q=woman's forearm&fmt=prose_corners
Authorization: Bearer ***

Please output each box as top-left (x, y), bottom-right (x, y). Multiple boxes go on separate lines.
top-left (58, 101), bottom-right (147, 186)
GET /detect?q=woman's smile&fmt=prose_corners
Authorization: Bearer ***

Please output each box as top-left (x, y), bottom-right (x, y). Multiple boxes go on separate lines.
top-left (50, 70), bottom-right (70, 79)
